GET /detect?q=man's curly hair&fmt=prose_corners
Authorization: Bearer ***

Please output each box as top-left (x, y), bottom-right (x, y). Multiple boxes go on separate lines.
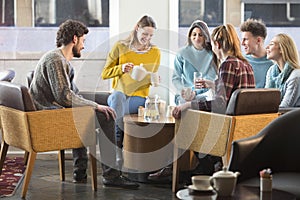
top-left (56, 19), bottom-right (89, 47)
top-left (240, 18), bottom-right (267, 39)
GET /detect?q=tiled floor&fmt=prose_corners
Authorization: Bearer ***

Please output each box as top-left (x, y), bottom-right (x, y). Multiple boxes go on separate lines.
top-left (6, 157), bottom-right (179, 200)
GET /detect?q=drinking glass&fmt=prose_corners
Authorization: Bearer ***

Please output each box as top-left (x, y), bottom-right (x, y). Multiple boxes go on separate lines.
top-left (194, 72), bottom-right (203, 89)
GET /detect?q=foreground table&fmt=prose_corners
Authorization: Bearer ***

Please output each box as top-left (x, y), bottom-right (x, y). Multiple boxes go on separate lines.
top-left (176, 185), bottom-right (296, 200)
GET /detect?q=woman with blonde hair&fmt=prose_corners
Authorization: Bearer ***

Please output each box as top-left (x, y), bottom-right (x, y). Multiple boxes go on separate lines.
top-left (101, 15), bottom-right (161, 168)
top-left (265, 33), bottom-right (300, 107)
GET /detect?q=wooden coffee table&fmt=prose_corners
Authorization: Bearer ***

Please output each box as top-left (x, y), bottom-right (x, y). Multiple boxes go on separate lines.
top-left (123, 114), bottom-right (175, 174)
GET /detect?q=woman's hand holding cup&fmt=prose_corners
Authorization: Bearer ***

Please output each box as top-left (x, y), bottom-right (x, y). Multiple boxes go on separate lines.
top-left (194, 72), bottom-right (215, 89)
top-left (122, 62), bottom-right (134, 73)
top-left (194, 71), bottom-right (204, 89)
top-left (181, 87), bottom-right (195, 101)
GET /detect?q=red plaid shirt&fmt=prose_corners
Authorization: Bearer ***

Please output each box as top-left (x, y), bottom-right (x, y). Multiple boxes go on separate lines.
top-left (192, 56), bottom-right (255, 113)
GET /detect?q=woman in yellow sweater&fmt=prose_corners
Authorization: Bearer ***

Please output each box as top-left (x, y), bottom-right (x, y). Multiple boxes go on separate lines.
top-left (101, 15), bottom-right (161, 166)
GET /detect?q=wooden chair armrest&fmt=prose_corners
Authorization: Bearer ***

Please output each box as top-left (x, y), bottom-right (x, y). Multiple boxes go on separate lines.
top-left (175, 109), bottom-right (233, 157)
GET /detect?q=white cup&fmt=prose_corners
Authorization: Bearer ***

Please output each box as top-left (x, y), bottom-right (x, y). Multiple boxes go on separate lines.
top-left (192, 175), bottom-right (212, 190)
top-left (151, 72), bottom-right (159, 87)
top-left (138, 106), bottom-right (144, 117)
top-left (166, 105), bottom-right (175, 118)
top-left (159, 100), bottom-right (166, 114)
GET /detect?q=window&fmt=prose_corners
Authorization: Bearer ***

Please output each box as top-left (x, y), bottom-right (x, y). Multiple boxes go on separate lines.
top-left (243, 1), bottom-right (300, 27)
top-left (0, 0), bottom-right (14, 26)
top-left (34, 0), bottom-right (109, 27)
top-left (179, 0), bottom-right (223, 27)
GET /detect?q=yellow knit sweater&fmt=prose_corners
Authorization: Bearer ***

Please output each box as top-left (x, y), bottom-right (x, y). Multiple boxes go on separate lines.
top-left (101, 42), bottom-right (161, 97)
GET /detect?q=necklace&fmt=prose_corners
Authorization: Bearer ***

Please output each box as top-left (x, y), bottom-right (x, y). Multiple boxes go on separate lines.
top-left (131, 43), bottom-right (151, 52)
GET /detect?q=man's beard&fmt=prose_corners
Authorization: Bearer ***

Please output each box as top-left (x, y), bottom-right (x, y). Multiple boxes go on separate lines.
top-left (72, 45), bottom-right (81, 58)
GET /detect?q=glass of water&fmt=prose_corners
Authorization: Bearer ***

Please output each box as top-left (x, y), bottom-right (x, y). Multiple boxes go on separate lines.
top-left (194, 72), bottom-right (203, 89)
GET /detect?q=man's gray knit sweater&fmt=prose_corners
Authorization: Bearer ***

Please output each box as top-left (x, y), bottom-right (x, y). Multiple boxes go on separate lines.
top-left (29, 49), bottom-right (98, 110)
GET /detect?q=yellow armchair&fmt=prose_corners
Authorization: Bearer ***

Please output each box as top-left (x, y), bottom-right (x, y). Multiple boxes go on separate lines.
top-left (0, 81), bottom-right (97, 198)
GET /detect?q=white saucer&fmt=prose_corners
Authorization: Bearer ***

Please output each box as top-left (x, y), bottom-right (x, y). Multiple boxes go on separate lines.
top-left (188, 185), bottom-right (214, 192)
top-left (177, 188), bottom-right (217, 200)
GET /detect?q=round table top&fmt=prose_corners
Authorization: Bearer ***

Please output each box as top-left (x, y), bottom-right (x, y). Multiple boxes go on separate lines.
top-left (124, 114), bottom-right (175, 124)
top-left (176, 185), bottom-right (296, 200)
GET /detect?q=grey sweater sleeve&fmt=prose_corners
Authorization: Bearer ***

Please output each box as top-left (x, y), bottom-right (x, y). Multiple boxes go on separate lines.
top-left (30, 50), bottom-right (98, 110)
top-left (47, 59), bottom-right (98, 108)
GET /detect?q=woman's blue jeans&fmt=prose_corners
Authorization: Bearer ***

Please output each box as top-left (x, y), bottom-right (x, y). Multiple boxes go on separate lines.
top-left (108, 91), bottom-right (146, 147)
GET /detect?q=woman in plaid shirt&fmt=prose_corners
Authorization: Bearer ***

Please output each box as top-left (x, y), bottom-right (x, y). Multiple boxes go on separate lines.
top-left (170, 23), bottom-right (256, 178)
top-left (173, 23), bottom-right (255, 118)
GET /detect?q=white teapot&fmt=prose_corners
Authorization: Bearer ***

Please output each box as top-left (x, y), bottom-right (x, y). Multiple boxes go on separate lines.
top-left (209, 166), bottom-right (240, 196)
top-left (130, 63), bottom-right (149, 81)
top-left (130, 64), bottom-right (159, 87)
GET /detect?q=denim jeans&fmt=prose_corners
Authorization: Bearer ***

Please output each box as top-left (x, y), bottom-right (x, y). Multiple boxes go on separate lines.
top-left (107, 91), bottom-right (146, 145)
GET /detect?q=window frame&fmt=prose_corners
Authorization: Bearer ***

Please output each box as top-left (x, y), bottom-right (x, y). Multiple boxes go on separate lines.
top-left (178, 0), bottom-right (225, 28)
top-left (241, 1), bottom-right (300, 27)
top-left (34, 0), bottom-right (109, 27)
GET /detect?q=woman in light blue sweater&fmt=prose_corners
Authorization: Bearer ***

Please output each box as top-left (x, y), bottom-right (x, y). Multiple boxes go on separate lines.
top-left (172, 20), bottom-right (217, 105)
top-left (265, 33), bottom-right (300, 107)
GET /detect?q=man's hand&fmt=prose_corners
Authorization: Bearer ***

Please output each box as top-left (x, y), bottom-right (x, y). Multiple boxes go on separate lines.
top-left (96, 105), bottom-right (116, 120)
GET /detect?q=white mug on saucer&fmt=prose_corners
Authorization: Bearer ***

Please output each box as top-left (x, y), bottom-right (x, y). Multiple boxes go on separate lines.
top-left (191, 175), bottom-right (212, 191)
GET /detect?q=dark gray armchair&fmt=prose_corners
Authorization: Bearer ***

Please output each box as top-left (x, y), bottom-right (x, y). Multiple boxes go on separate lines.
top-left (228, 108), bottom-right (300, 199)
top-left (0, 69), bottom-right (15, 82)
